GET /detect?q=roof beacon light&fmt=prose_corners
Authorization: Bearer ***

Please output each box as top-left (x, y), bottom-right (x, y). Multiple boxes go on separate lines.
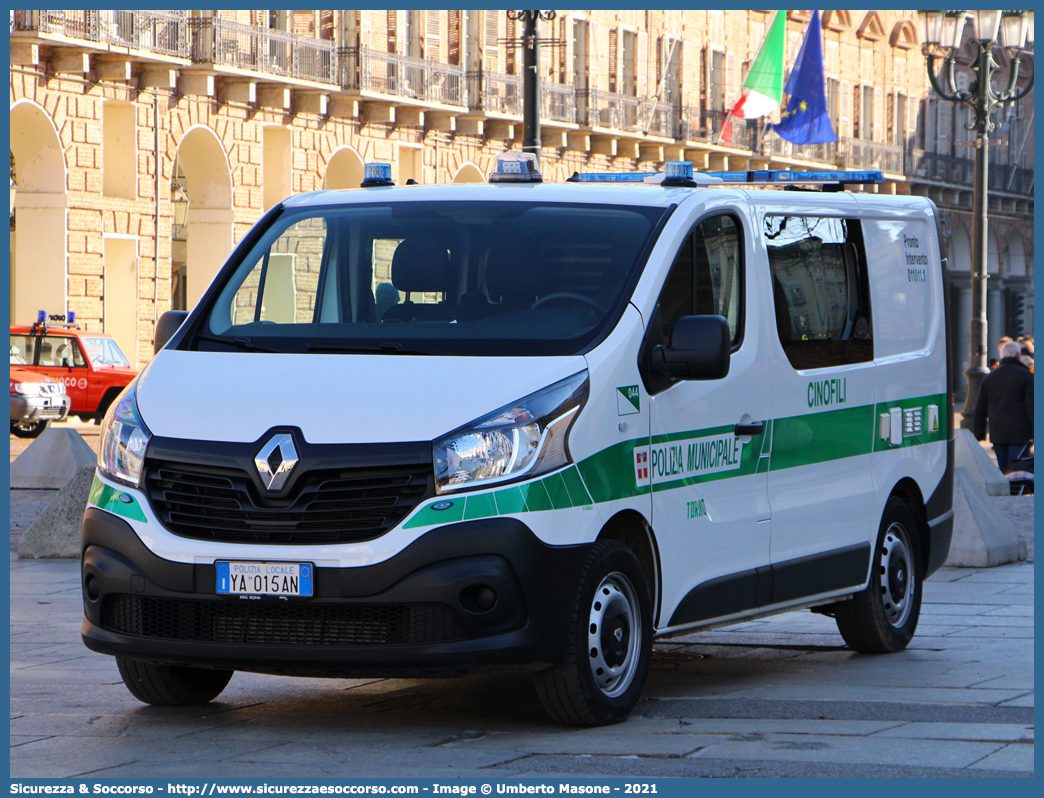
top-left (360, 162), bottom-right (394, 188)
top-left (489, 152), bottom-right (543, 183)
top-left (67, 311), bottom-right (75, 325)
top-left (37, 310), bottom-right (46, 323)
top-left (704, 169), bottom-right (884, 186)
top-left (661, 161), bottom-right (697, 187)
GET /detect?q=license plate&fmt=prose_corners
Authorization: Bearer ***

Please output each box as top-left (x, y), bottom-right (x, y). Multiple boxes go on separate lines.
top-left (216, 561), bottom-right (313, 597)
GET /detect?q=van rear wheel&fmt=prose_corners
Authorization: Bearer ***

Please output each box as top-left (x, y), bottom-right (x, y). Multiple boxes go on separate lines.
top-left (835, 498), bottom-right (922, 653)
top-left (116, 658), bottom-right (233, 706)
top-left (535, 540), bottom-right (652, 726)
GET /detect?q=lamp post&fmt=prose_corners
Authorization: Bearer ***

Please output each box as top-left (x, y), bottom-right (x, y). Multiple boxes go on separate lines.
top-left (507, 10), bottom-right (556, 169)
top-left (918, 9), bottom-right (1034, 426)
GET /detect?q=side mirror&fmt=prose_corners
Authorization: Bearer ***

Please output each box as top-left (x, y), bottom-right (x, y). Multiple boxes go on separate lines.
top-left (154, 310), bottom-right (189, 354)
top-left (651, 315), bottom-right (731, 380)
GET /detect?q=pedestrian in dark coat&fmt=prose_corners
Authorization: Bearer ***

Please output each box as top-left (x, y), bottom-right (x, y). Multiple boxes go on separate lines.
top-left (974, 341), bottom-right (1034, 471)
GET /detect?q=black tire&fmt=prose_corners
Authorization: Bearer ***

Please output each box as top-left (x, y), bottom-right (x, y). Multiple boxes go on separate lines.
top-left (535, 540), bottom-right (653, 726)
top-left (11, 420), bottom-right (50, 438)
top-left (116, 658), bottom-right (233, 706)
top-left (835, 497), bottom-right (922, 653)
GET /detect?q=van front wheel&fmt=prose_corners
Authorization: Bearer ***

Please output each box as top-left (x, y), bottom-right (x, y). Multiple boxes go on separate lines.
top-left (835, 498), bottom-right (922, 653)
top-left (535, 540), bottom-right (652, 726)
top-left (116, 658), bottom-right (233, 706)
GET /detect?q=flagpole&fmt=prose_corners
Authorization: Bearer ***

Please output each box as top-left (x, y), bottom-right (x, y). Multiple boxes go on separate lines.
top-left (717, 107), bottom-right (737, 146)
top-left (757, 119), bottom-right (771, 153)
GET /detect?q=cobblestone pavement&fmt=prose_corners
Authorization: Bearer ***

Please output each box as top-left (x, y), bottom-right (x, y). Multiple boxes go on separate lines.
top-left (9, 490), bottom-right (1034, 779)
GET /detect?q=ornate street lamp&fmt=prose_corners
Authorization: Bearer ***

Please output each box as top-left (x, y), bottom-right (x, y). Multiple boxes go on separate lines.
top-left (507, 10), bottom-right (556, 169)
top-left (918, 9), bottom-right (1034, 425)
top-left (171, 179), bottom-right (190, 241)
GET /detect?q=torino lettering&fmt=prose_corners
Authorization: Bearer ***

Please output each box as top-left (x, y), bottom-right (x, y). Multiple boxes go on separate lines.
top-left (807, 377), bottom-right (847, 408)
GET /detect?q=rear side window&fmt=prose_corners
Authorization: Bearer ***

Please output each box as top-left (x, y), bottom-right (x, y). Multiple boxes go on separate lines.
top-left (657, 214), bottom-right (744, 348)
top-left (764, 215), bottom-right (872, 370)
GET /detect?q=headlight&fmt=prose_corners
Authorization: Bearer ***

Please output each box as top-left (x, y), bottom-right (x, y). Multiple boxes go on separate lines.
top-left (11, 381), bottom-right (41, 396)
top-left (98, 386), bottom-right (151, 488)
top-left (434, 371), bottom-right (588, 494)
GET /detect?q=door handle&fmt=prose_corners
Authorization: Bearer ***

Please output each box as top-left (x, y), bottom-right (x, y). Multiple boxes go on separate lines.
top-left (734, 421), bottom-right (764, 436)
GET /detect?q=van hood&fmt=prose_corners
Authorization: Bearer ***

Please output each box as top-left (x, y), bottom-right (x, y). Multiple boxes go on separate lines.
top-left (136, 350), bottom-right (587, 444)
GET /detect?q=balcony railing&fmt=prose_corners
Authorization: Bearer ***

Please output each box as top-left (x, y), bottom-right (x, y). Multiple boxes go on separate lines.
top-left (905, 148), bottom-right (975, 187)
top-left (13, 10), bottom-right (189, 59)
top-left (845, 139), bottom-right (904, 174)
top-left (988, 164), bottom-right (1034, 195)
top-left (480, 71), bottom-right (522, 116)
top-left (189, 17), bottom-right (336, 85)
top-left (343, 46), bottom-right (466, 108)
top-left (541, 82), bottom-right (577, 124)
top-left (583, 90), bottom-right (674, 137)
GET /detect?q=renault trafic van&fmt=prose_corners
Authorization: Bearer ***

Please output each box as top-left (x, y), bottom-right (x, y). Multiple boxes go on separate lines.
top-left (81, 158), bottom-right (953, 726)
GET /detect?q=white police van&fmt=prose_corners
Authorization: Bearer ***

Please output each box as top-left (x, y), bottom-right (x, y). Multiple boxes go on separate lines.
top-left (82, 156), bottom-right (953, 726)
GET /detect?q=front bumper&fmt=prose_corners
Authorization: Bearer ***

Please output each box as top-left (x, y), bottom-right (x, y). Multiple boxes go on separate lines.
top-left (10, 394), bottom-right (70, 423)
top-left (80, 508), bottom-right (591, 677)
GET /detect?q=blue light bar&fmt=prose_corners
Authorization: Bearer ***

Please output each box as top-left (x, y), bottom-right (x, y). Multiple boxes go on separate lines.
top-left (67, 310), bottom-right (75, 324)
top-left (37, 310), bottom-right (46, 323)
top-left (360, 162), bottom-right (394, 188)
top-left (566, 171), bottom-right (656, 183)
top-left (489, 153), bottom-right (543, 183)
top-left (704, 170), bottom-right (884, 185)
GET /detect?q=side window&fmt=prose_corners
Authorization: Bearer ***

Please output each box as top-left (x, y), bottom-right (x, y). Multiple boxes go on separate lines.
top-left (10, 335), bottom-right (34, 365)
top-left (656, 214), bottom-right (744, 348)
top-left (40, 336), bottom-right (85, 368)
top-left (764, 215), bottom-right (873, 370)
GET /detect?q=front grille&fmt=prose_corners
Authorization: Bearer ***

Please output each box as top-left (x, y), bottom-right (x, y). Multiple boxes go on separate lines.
top-left (144, 460), bottom-right (432, 544)
top-left (103, 595), bottom-right (468, 646)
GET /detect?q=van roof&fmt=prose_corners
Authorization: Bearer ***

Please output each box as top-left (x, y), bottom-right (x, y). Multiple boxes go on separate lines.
top-left (281, 181), bottom-right (935, 214)
top-left (281, 182), bottom-right (688, 209)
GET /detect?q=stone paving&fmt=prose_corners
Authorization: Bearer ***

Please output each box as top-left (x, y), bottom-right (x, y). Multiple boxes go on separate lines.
top-left (9, 518), bottom-right (1034, 779)
top-left (8, 418), bottom-right (1035, 778)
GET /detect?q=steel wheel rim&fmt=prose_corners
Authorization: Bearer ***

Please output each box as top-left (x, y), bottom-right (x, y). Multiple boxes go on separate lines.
top-left (880, 522), bottom-right (914, 628)
top-left (587, 572), bottom-right (641, 698)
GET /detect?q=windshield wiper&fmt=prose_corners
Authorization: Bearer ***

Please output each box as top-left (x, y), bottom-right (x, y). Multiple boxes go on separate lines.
top-left (306, 341), bottom-right (468, 356)
top-left (195, 333), bottom-right (281, 353)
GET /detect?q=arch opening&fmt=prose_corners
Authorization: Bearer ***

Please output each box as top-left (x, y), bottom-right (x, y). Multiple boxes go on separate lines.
top-left (10, 100), bottom-right (67, 325)
top-left (172, 126), bottom-right (234, 311)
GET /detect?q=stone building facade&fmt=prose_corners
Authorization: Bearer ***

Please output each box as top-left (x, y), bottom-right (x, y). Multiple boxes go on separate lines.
top-left (9, 10), bottom-right (1034, 396)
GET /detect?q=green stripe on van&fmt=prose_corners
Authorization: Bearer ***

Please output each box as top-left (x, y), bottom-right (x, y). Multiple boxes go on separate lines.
top-left (399, 392), bottom-right (947, 529)
top-left (770, 404), bottom-right (877, 471)
top-left (87, 475), bottom-right (148, 523)
top-left (403, 464), bottom-right (594, 529)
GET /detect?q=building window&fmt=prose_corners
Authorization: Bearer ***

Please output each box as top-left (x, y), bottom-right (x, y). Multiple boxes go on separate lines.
top-left (709, 50), bottom-right (725, 111)
top-left (621, 29), bottom-right (637, 96)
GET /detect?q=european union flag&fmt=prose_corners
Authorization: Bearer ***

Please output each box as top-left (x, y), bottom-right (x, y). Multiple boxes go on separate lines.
top-left (769, 10), bottom-right (837, 145)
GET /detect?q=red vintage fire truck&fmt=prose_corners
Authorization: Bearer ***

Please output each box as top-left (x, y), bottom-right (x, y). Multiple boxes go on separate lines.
top-left (10, 312), bottom-right (137, 424)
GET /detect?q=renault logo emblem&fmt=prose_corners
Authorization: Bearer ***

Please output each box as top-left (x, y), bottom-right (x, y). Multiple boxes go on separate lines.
top-left (254, 433), bottom-right (298, 491)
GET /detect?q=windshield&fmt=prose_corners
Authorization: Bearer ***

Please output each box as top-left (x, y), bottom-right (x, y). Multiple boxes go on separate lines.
top-left (82, 337), bottom-right (131, 367)
top-left (196, 201), bottom-right (667, 356)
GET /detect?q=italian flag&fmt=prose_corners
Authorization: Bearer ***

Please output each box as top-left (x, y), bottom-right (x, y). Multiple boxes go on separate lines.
top-left (721, 11), bottom-right (786, 143)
